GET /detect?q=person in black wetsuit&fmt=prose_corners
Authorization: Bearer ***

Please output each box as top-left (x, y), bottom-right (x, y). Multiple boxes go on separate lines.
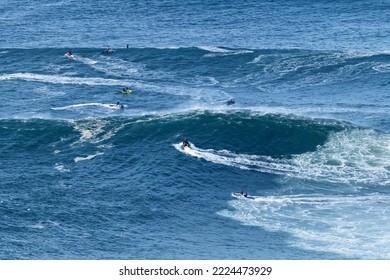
top-left (116, 102), bottom-right (124, 110)
top-left (227, 99), bottom-right (235, 106)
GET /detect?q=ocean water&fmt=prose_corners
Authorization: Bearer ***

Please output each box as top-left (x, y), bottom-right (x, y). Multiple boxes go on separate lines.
top-left (0, 0), bottom-right (390, 260)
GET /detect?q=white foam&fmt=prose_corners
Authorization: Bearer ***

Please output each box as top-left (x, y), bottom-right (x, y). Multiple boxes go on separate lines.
top-left (174, 142), bottom-right (297, 174)
top-left (51, 103), bottom-right (124, 111)
top-left (174, 128), bottom-right (390, 186)
top-left (218, 193), bottom-right (390, 259)
top-left (73, 55), bottom-right (98, 65)
top-left (74, 152), bottom-right (104, 163)
top-left (75, 55), bottom-right (143, 78)
top-left (373, 63), bottom-right (390, 73)
top-left (54, 163), bottom-right (70, 172)
top-left (0, 72), bottom-right (125, 86)
top-left (250, 54), bottom-right (265, 64)
top-left (293, 129), bottom-right (390, 185)
top-left (198, 46), bottom-right (231, 53)
top-left (29, 223), bottom-right (45, 230)
top-left (199, 46), bottom-right (253, 57)
top-left (69, 119), bottom-right (107, 142)
top-left (68, 118), bottom-right (126, 145)
top-left (0, 72), bottom-right (222, 103)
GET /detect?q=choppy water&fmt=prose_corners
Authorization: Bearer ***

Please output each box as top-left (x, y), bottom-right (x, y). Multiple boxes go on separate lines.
top-left (1, 0), bottom-right (390, 259)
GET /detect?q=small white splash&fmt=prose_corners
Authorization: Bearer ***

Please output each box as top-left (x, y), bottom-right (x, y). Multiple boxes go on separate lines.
top-left (54, 163), bottom-right (70, 172)
top-left (74, 152), bottom-right (104, 163)
top-left (68, 118), bottom-right (125, 144)
top-left (199, 46), bottom-right (253, 56)
top-left (372, 63), bottom-right (390, 73)
top-left (29, 223), bottom-right (45, 230)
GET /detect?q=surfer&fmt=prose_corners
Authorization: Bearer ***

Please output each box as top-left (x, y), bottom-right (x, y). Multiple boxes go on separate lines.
top-left (240, 189), bottom-right (248, 197)
top-left (116, 102), bottom-right (124, 110)
top-left (183, 138), bottom-right (190, 148)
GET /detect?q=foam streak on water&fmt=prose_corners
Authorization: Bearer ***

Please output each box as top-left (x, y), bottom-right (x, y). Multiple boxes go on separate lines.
top-left (174, 127), bottom-right (390, 186)
top-left (218, 193), bottom-right (390, 259)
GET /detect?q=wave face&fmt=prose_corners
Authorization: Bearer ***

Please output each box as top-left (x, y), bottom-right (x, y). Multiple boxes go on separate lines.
top-left (1, 47), bottom-right (389, 131)
top-left (1, 110), bottom-right (390, 259)
top-left (1, 3), bottom-right (390, 259)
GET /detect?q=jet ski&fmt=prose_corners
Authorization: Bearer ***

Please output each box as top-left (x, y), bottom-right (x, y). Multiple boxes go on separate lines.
top-left (227, 99), bottom-right (235, 106)
top-left (183, 143), bottom-right (190, 150)
top-left (231, 192), bottom-right (255, 199)
top-left (182, 139), bottom-right (190, 150)
top-left (102, 47), bottom-right (114, 54)
top-left (64, 51), bottom-right (75, 58)
top-left (120, 88), bottom-right (133, 94)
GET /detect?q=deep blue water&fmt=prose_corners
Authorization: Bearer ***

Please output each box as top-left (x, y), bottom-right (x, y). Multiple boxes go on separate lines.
top-left (1, 0), bottom-right (390, 260)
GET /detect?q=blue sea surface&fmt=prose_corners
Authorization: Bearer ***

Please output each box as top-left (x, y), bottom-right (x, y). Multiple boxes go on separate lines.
top-left (0, 0), bottom-right (390, 259)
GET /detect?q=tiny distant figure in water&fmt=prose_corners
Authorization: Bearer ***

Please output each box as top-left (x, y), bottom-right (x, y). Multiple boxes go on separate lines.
top-left (126, 44), bottom-right (129, 49)
top-left (66, 50), bottom-right (72, 56)
top-left (227, 99), bottom-right (235, 106)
